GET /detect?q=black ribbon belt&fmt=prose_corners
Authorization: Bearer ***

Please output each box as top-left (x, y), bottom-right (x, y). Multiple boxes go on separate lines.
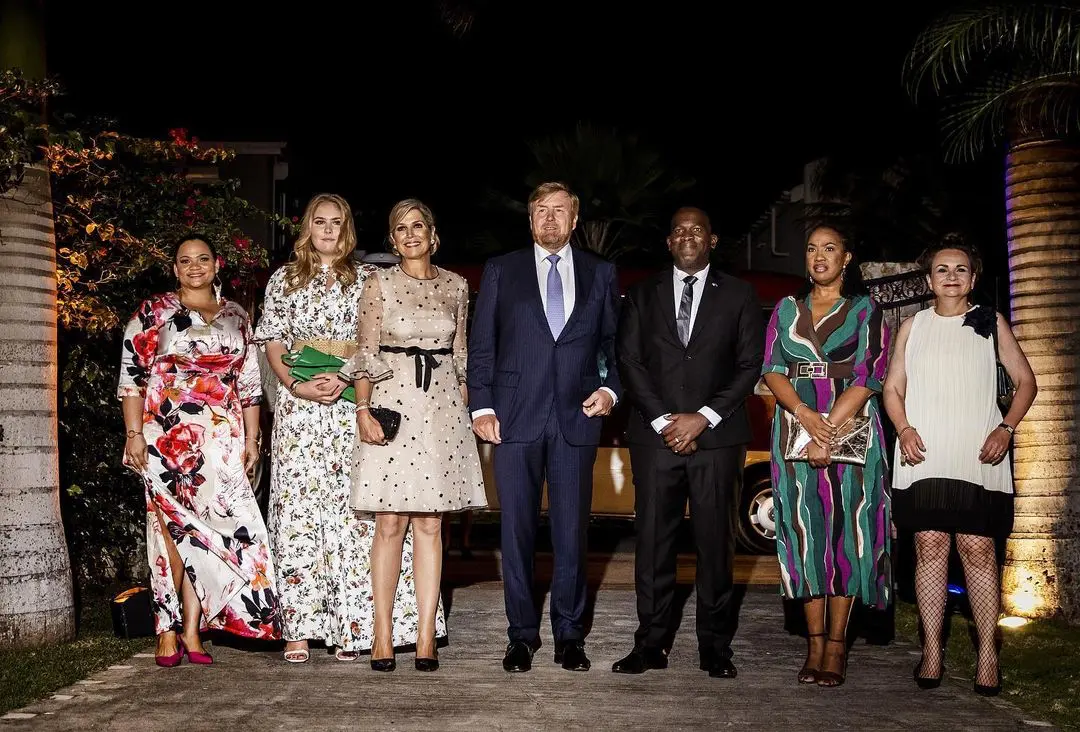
top-left (379, 345), bottom-right (453, 392)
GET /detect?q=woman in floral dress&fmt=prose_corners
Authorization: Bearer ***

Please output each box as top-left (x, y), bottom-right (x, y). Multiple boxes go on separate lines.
top-left (119, 235), bottom-right (280, 667)
top-left (256, 193), bottom-right (443, 663)
top-left (345, 199), bottom-right (487, 672)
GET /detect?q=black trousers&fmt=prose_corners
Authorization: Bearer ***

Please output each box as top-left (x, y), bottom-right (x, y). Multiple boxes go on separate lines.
top-left (629, 444), bottom-right (743, 659)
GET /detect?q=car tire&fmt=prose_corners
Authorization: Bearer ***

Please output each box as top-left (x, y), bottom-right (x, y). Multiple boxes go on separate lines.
top-left (736, 472), bottom-right (776, 555)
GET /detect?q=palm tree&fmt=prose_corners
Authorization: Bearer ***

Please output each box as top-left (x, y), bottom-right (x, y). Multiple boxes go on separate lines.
top-left (0, 6), bottom-right (76, 648)
top-left (905, 2), bottom-right (1080, 622)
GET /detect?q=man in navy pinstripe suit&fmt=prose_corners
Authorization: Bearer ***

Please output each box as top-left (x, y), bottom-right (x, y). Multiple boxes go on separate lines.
top-left (467, 181), bottom-right (622, 673)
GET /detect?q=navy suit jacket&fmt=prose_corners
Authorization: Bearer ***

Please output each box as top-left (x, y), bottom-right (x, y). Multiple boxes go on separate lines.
top-left (467, 246), bottom-right (622, 446)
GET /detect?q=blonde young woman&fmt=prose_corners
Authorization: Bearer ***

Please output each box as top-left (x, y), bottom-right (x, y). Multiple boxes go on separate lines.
top-left (255, 194), bottom-right (438, 662)
top-left (342, 199), bottom-right (486, 671)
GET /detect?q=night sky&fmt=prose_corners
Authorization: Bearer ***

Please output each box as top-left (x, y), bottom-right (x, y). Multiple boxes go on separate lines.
top-left (43, 1), bottom-right (959, 257)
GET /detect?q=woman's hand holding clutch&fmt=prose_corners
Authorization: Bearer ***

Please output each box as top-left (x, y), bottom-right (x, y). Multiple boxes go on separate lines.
top-left (357, 409), bottom-right (387, 445)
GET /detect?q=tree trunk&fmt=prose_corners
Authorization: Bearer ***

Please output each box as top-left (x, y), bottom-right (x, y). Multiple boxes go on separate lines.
top-left (0, 165), bottom-right (76, 647)
top-left (1002, 138), bottom-right (1080, 622)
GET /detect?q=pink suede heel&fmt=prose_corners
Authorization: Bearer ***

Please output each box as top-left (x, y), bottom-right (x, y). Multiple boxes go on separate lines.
top-left (155, 639), bottom-right (185, 668)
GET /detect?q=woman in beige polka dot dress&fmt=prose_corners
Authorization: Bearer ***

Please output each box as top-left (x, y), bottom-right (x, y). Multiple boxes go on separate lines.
top-left (342, 198), bottom-right (487, 672)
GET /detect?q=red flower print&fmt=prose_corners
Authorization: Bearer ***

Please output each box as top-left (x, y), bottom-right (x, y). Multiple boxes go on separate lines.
top-left (132, 328), bottom-right (159, 364)
top-left (185, 375), bottom-right (229, 407)
top-left (155, 423), bottom-right (206, 474)
top-left (197, 353), bottom-right (236, 372)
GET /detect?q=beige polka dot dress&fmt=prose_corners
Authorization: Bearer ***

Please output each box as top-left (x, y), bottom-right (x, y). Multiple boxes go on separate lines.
top-left (341, 265), bottom-right (488, 514)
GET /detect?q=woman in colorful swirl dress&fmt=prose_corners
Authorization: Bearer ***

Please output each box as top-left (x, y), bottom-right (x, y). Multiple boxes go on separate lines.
top-left (761, 223), bottom-right (891, 688)
top-left (119, 235), bottom-right (280, 667)
top-left (256, 193), bottom-right (441, 663)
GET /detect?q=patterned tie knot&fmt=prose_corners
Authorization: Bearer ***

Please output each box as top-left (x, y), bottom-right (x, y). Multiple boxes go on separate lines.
top-left (547, 254), bottom-right (561, 266)
top-left (683, 275), bottom-right (698, 286)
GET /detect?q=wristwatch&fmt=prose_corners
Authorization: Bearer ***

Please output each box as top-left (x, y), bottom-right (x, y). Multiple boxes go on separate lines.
top-left (998, 422), bottom-right (1016, 435)
top-left (126, 429), bottom-right (143, 439)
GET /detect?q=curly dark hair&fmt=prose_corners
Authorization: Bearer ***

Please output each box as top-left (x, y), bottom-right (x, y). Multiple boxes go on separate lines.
top-left (916, 232), bottom-right (983, 280)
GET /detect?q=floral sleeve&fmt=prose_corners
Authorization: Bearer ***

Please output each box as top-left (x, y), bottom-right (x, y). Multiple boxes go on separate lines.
top-left (253, 268), bottom-right (291, 350)
top-left (339, 271), bottom-right (393, 382)
top-left (117, 297), bottom-right (163, 400)
top-left (452, 277), bottom-right (469, 384)
top-left (236, 307), bottom-right (263, 408)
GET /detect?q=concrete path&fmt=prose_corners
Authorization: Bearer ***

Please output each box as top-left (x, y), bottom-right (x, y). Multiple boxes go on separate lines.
top-left (0, 552), bottom-right (1055, 731)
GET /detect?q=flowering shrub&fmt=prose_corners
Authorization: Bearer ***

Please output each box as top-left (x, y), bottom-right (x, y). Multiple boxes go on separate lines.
top-left (2, 67), bottom-right (295, 584)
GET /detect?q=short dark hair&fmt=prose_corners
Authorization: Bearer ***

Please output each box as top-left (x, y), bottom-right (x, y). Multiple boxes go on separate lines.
top-left (916, 232), bottom-right (983, 279)
top-left (172, 232), bottom-right (218, 262)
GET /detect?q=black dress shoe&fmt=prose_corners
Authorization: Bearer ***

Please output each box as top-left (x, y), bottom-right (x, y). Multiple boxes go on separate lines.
top-left (415, 657), bottom-right (439, 672)
top-left (503, 641), bottom-right (535, 673)
top-left (370, 657), bottom-right (396, 672)
top-left (707, 657), bottom-right (738, 679)
top-left (611, 648), bottom-right (668, 674)
top-left (556, 641), bottom-right (590, 672)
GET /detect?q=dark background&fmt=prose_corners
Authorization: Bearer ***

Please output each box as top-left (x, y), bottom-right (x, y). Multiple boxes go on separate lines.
top-left (43, 1), bottom-right (983, 261)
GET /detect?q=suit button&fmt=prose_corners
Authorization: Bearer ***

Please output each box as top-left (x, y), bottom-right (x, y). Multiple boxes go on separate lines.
top-left (685, 355), bottom-right (692, 360)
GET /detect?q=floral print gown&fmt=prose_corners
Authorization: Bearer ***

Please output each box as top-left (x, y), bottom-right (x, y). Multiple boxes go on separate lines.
top-left (118, 294), bottom-right (281, 639)
top-left (255, 264), bottom-right (445, 651)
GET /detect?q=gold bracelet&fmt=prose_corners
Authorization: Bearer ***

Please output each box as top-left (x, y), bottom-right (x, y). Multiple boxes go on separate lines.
top-left (898, 425), bottom-right (916, 439)
top-left (793, 403), bottom-right (810, 419)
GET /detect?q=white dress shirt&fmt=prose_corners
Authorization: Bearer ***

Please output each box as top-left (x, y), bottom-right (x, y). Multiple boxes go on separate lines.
top-left (650, 263), bottom-right (722, 434)
top-left (470, 243), bottom-right (616, 421)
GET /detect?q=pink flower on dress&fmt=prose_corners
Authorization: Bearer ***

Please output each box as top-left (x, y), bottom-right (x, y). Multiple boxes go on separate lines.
top-left (132, 328), bottom-right (159, 365)
top-left (184, 375), bottom-right (230, 407)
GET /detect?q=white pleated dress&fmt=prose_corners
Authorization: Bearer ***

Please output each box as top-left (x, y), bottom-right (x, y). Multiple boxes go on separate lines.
top-left (892, 305), bottom-right (1014, 538)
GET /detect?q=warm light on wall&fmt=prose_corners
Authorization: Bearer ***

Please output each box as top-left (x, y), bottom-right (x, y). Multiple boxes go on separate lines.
top-left (1006, 586), bottom-right (1044, 617)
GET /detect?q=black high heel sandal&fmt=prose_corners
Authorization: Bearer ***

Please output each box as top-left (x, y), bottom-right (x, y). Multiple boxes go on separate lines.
top-left (798, 633), bottom-right (826, 684)
top-left (816, 637), bottom-right (848, 688)
top-left (914, 648), bottom-right (945, 690)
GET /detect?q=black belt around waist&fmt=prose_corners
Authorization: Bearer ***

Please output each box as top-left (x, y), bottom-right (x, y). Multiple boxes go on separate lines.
top-left (380, 345), bottom-right (453, 392)
top-left (786, 361), bottom-right (854, 380)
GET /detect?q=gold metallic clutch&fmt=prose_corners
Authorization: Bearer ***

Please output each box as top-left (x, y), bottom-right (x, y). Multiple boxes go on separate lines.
top-left (783, 410), bottom-right (871, 466)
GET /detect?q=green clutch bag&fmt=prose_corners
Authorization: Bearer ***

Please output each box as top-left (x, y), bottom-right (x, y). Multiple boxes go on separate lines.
top-left (281, 346), bottom-right (356, 403)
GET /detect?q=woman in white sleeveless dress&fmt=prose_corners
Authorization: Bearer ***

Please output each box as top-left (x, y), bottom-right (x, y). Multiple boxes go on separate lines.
top-left (883, 235), bottom-right (1036, 696)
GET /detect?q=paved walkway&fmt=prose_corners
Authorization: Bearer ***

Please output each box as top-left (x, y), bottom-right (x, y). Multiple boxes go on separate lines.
top-left (1, 553), bottom-right (1056, 731)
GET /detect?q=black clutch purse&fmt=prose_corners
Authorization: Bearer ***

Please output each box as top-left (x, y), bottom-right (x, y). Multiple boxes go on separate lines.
top-left (369, 406), bottom-right (402, 442)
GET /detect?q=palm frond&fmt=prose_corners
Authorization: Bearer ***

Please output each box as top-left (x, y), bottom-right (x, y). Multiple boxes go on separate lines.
top-left (904, 3), bottom-right (1080, 100)
top-left (939, 69), bottom-right (1080, 161)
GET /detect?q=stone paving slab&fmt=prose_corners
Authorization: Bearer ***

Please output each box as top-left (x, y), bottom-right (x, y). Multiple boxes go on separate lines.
top-left (1, 581), bottom-right (1054, 731)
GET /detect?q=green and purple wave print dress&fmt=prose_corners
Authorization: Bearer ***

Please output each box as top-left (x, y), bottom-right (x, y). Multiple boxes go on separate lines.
top-left (761, 295), bottom-right (892, 609)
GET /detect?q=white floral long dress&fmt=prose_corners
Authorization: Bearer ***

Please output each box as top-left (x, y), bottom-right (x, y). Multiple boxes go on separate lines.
top-left (118, 294), bottom-right (281, 640)
top-left (255, 264), bottom-right (445, 651)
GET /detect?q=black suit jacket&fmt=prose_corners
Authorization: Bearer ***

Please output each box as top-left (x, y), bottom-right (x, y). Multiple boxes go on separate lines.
top-left (615, 266), bottom-right (765, 449)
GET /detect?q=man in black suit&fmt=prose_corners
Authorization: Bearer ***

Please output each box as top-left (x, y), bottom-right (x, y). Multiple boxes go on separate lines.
top-left (612, 207), bottom-right (764, 678)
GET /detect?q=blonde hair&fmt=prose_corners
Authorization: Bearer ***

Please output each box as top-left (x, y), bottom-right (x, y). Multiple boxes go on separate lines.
top-left (284, 193), bottom-right (358, 295)
top-left (387, 198), bottom-right (441, 254)
top-left (527, 181), bottom-right (580, 220)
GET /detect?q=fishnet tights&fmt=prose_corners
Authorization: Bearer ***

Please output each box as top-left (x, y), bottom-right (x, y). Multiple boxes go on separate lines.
top-left (914, 531), bottom-right (1000, 686)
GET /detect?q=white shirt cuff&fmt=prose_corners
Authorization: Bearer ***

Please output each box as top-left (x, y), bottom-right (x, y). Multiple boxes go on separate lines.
top-left (471, 408), bottom-right (496, 421)
top-left (599, 386), bottom-right (618, 406)
top-left (651, 414), bottom-right (672, 434)
top-left (698, 406), bottom-right (722, 428)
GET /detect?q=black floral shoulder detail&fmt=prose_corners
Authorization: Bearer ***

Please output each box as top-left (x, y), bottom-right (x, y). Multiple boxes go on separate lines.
top-left (962, 304), bottom-right (996, 339)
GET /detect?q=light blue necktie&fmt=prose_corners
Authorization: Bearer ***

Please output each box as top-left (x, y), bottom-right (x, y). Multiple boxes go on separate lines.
top-left (545, 253), bottom-right (565, 338)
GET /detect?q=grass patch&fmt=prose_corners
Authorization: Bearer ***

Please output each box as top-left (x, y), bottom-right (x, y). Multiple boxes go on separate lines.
top-left (895, 600), bottom-right (1080, 731)
top-left (0, 590), bottom-right (151, 715)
